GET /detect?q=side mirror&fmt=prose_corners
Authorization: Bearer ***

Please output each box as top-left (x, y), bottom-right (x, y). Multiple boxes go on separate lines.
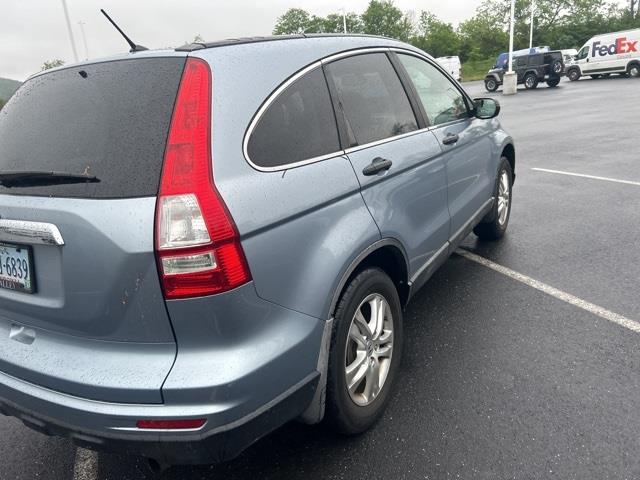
top-left (474, 98), bottom-right (501, 119)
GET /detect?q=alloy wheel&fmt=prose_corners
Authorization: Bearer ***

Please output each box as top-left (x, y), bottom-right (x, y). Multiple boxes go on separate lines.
top-left (344, 293), bottom-right (394, 407)
top-left (497, 169), bottom-right (510, 226)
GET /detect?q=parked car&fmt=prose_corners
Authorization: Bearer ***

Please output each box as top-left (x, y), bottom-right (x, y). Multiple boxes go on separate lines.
top-left (566, 28), bottom-right (640, 81)
top-left (485, 50), bottom-right (564, 92)
top-left (0, 34), bottom-right (515, 468)
top-left (492, 46), bottom-right (550, 70)
top-left (435, 55), bottom-right (461, 82)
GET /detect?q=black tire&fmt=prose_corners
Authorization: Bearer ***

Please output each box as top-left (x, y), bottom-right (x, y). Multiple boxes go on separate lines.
top-left (547, 77), bottom-right (560, 87)
top-left (590, 74), bottom-right (601, 79)
top-left (567, 68), bottom-right (581, 81)
top-left (485, 77), bottom-right (499, 92)
top-left (524, 73), bottom-right (538, 89)
top-left (473, 157), bottom-right (513, 241)
top-left (550, 59), bottom-right (563, 75)
top-left (325, 267), bottom-right (403, 435)
top-left (602, 73), bottom-right (611, 78)
top-left (628, 63), bottom-right (640, 78)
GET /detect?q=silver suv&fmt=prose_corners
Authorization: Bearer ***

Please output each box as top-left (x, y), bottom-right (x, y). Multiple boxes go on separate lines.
top-left (0, 34), bottom-right (515, 467)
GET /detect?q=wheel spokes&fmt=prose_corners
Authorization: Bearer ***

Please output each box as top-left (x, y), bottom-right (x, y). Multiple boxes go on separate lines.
top-left (362, 359), bottom-right (381, 403)
top-left (346, 351), bottom-right (368, 393)
top-left (354, 309), bottom-right (372, 339)
top-left (349, 323), bottom-right (366, 348)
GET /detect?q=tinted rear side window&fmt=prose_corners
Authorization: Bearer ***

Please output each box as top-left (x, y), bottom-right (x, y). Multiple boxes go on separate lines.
top-left (247, 68), bottom-right (340, 169)
top-left (530, 55), bottom-right (543, 66)
top-left (0, 58), bottom-right (185, 198)
top-left (325, 53), bottom-right (418, 146)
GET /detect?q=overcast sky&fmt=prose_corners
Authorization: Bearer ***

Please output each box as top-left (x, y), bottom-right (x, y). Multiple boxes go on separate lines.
top-left (1, 0), bottom-right (484, 81)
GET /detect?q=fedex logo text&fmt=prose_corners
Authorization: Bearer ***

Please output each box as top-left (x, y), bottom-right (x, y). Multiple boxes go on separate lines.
top-left (592, 37), bottom-right (638, 57)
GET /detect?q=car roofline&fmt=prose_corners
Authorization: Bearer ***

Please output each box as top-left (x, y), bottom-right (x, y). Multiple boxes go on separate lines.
top-left (175, 33), bottom-right (400, 52)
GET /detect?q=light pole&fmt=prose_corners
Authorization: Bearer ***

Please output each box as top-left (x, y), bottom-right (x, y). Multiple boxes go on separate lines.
top-left (529, 0), bottom-right (535, 49)
top-left (503, 0), bottom-right (517, 95)
top-left (340, 8), bottom-right (347, 34)
top-left (78, 21), bottom-right (89, 60)
top-left (61, 0), bottom-right (79, 62)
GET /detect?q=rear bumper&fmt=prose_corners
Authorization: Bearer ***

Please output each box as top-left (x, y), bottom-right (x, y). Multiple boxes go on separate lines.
top-left (0, 368), bottom-right (319, 464)
top-left (0, 283), bottom-right (327, 464)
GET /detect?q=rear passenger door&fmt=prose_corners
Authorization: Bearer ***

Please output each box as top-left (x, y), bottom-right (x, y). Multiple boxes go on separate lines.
top-left (325, 52), bottom-right (450, 279)
top-left (395, 53), bottom-right (493, 242)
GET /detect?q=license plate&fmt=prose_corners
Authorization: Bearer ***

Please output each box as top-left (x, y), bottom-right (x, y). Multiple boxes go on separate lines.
top-left (0, 243), bottom-right (35, 294)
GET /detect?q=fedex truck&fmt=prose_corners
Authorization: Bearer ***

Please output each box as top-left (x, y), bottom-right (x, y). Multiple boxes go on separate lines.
top-left (567, 29), bottom-right (640, 81)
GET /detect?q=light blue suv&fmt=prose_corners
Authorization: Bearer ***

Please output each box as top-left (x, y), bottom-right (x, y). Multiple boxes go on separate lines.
top-left (0, 34), bottom-right (514, 467)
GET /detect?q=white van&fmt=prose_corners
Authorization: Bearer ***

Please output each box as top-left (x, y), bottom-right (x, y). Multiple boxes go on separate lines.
top-left (435, 56), bottom-right (461, 82)
top-left (567, 28), bottom-right (640, 81)
top-left (560, 49), bottom-right (578, 65)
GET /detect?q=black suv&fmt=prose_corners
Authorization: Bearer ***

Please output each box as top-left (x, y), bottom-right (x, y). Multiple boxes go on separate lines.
top-left (485, 51), bottom-right (564, 92)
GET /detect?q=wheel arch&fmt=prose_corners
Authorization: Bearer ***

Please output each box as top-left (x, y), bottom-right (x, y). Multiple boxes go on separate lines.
top-left (301, 238), bottom-right (410, 425)
top-left (328, 239), bottom-right (410, 317)
top-left (502, 142), bottom-right (516, 181)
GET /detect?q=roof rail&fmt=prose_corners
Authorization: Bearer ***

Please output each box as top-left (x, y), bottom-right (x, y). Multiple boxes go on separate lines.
top-left (174, 33), bottom-right (397, 52)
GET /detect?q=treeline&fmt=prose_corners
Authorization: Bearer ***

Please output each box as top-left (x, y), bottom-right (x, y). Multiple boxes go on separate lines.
top-left (273, 0), bottom-right (640, 63)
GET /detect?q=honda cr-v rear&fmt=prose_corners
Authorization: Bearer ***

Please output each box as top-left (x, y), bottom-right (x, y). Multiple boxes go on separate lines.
top-left (0, 35), bottom-right (514, 466)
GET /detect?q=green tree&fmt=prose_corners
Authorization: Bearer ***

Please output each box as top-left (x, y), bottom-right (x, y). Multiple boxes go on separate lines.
top-left (411, 12), bottom-right (461, 58)
top-left (0, 99), bottom-right (5, 111)
top-left (475, 0), bottom-right (622, 50)
top-left (273, 8), bottom-right (312, 34)
top-left (41, 59), bottom-right (65, 71)
top-left (457, 11), bottom-right (509, 62)
top-left (322, 12), bottom-right (365, 33)
top-left (362, 0), bottom-right (414, 41)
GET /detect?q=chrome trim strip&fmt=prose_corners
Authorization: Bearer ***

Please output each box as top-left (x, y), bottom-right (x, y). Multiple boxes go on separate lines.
top-left (449, 197), bottom-right (494, 245)
top-left (319, 47), bottom-right (391, 64)
top-left (343, 126), bottom-right (432, 155)
top-left (0, 219), bottom-right (64, 246)
top-left (409, 241), bottom-right (449, 285)
top-left (408, 197), bottom-right (495, 285)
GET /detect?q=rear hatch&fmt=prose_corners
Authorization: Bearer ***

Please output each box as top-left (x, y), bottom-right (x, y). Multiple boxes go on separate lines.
top-left (0, 56), bottom-right (186, 403)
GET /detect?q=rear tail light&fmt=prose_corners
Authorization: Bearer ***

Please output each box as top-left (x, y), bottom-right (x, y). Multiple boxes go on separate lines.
top-left (155, 57), bottom-right (251, 299)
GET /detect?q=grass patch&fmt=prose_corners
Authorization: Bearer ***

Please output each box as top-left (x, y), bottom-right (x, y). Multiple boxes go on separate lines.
top-left (462, 57), bottom-right (494, 82)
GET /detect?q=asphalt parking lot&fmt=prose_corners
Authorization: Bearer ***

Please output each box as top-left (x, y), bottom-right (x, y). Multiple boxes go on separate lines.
top-left (1, 74), bottom-right (639, 480)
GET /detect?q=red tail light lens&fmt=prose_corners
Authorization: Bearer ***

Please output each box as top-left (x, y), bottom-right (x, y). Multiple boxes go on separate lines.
top-left (155, 57), bottom-right (251, 299)
top-left (136, 419), bottom-right (206, 430)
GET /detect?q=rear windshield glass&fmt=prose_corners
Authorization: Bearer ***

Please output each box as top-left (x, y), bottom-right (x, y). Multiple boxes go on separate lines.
top-left (0, 58), bottom-right (185, 198)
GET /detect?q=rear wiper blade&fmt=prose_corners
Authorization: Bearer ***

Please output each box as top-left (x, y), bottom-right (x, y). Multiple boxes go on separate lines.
top-left (0, 171), bottom-right (100, 188)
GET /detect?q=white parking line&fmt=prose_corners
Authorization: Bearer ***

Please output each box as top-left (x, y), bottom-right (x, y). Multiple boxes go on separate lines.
top-left (532, 168), bottom-right (640, 187)
top-left (73, 448), bottom-right (98, 480)
top-left (456, 249), bottom-right (640, 334)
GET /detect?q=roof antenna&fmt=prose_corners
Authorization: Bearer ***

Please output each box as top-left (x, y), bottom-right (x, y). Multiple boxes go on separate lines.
top-left (100, 9), bottom-right (148, 53)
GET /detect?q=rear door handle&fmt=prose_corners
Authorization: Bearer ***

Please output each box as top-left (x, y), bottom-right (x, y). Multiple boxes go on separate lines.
top-left (442, 134), bottom-right (459, 145)
top-left (362, 157), bottom-right (393, 176)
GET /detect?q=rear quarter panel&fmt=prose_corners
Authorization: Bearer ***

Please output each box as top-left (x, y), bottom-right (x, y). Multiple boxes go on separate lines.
top-left (192, 38), bottom-right (405, 320)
